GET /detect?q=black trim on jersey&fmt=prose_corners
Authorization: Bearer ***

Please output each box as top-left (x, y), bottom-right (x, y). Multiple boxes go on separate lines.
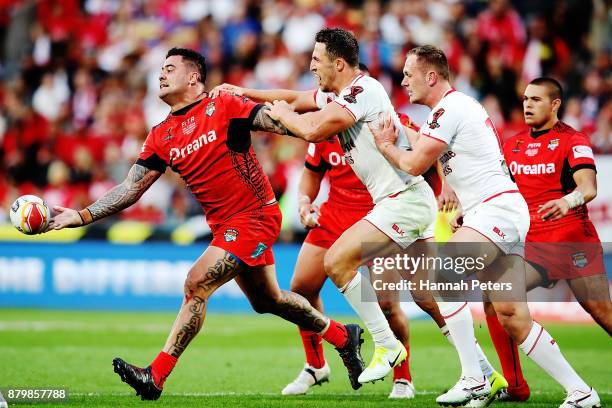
top-left (226, 104), bottom-right (265, 153)
top-left (248, 103), bottom-right (265, 127)
top-left (136, 154), bottom-right (167, 173)
top-left (530, 128), bottom-right (552, 138)
top-left (570, 163), bottom-right (597, 173)
top-left (171, 98), bottom-right (205, 116)
top-left (304, 160), bottom-right (331, 174)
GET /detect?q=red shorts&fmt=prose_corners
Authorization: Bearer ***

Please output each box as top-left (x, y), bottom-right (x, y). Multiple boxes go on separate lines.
top-left (209, 204), bottom-right (282, 267)
top-left (526, 220), bottom-right (604, 281)
top-left (304, 203), bottom-right (371, 249)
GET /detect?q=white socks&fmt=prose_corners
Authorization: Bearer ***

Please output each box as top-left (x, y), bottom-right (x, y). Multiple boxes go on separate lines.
top-left (441, 324), bottom-right (494, 378)
top-left (438, 302), bottom-right (483, 380)
top-left (519, 321), bottom-right (590, 393)
top-left (340, 272), bottom-right (397, 349)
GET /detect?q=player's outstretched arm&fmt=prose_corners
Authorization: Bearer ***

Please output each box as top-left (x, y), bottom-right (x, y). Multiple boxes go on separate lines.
top-left (537, 168), bottom-right (597, 221)
top-left (47, 164), bottom-right (162, 230)
top-left (265, 100), bottom-right (354, 142)
top-left (369, 113), bottom-right (445, 176)
top-left (210, 84), bottom-right (317, 112)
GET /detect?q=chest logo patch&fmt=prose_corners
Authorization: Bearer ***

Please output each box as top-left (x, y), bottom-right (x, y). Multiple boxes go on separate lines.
top-left (428, 108), bottom-right (445, 129)
top-left (547, 138), bottom-right (559, 151)
top-left (343, 86), bottom-right (363, 104)
top-left (181, 116), bottom-right (196, 135)
top-left (206, 101), bottom-right (216, 117)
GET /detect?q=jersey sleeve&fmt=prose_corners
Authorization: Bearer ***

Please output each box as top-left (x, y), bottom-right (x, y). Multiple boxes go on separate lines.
top-left (566, 132), bottom-right (596, 172)
top-left (420, 102), bottom-right (459, 145)
top-left (313, 89), bottom-right (331, 110)
top-left (136, 129), bottom-right (167, 173)
top-left (304, 142), bottom-right (330, 173)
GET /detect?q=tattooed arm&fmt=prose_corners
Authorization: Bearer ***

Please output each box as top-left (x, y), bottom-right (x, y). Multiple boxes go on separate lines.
top-left (47, 164), bottom-right (162, 230)
top-left (250, 105), bottom-right (295, 136)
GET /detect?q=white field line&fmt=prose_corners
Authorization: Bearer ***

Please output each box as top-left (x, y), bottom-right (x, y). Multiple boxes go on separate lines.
top-left (0, 321), bottom-right (243, 334)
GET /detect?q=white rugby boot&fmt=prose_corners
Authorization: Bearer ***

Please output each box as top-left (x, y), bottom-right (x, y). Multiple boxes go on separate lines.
top-left (281, 362), bottom-right (330, 395)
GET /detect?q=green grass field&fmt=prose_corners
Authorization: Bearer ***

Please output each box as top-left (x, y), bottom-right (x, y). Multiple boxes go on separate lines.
top-left (0, 309), bottom-right (609, 407)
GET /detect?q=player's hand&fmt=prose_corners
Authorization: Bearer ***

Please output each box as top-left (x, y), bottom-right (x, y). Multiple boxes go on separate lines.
top-left (538, 198), bottom-right (570, 221)
top-left (298, 197), bottom-right (320, 229)
top-left (46, 206), bottom-right (83, 231)
top-left (438, 182), bottom-right (459, 212)
top-left (449, 213), bottom-right (463, 233)
top-left (369, 113), bottom-right (398, 151)
top-left (209, 83), bottom-right (244, 98)
top-left (265, 100), bottom-right (293, 121)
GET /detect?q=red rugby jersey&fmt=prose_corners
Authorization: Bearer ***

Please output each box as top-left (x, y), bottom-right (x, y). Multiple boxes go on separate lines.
top-left (503, 121), bottom-right (596, 228)
top-left (305, 136), bottom-right (373, 210)
top-left (137, 93), bottom-right (275, 225)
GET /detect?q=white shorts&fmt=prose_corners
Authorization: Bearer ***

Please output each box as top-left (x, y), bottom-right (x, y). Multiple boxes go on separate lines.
top-left (364, 181), bottom-right (437, 249)
top-left (462, 192), bottom-right (530, 256)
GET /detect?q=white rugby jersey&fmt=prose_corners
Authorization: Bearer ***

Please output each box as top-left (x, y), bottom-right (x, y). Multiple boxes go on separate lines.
top-left (420, 89), bottom-right (518, 211)
top-left (314, 75), bottom-right (423, 204)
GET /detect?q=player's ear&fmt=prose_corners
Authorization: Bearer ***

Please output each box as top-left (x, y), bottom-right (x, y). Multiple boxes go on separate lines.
top-left (551, 98), bottom-right (562, 115)
top-left (426, 70), bottom-right (437, 86)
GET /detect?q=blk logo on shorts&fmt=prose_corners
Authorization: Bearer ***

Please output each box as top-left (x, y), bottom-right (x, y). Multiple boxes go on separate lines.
top-left (224, 228), bottom-right (239, 242)
top-left (392, 224), bottom-right (405, 236)
top-left (493, 226), bottom-right (506, 240)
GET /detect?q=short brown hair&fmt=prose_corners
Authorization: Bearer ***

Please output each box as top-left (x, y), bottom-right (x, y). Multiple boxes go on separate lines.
top-left (407, 45), bottom-right (450, 80)
top-left (529, 77), bottom-right (563, 101)
top-left (315, 28), bottom-right (359, 68)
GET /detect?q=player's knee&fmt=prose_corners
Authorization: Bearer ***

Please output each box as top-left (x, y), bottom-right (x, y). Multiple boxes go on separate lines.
top-left (378, 300), bottom-right (395, 317)
top-left (250, 298), bottom-right (273, 314)
top-left (323, 250), bottom-right (351, 285)
top-left (581, 300), bottom-right (612, 322)
top-left (290, 280), bottom-right (318, 303)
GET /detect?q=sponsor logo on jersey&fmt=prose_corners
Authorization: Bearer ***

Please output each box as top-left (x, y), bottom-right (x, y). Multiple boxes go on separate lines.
top-left (328, 151), bottom-right (347, 166)
top-left (339, 132), bottom-right (356, 154)
top-left (206, 101), bottom-right (216, 117)
top-left (508, 161), bottom-right (555, 175)
top-left (428, 108), bottom-right (445, 129)
top-left (526, 148), bottom-right (539, 157)
top-left (343, 86), bottom-right (363, 104)
top-left (326, 96), bottom-right (333, 104)
top-left (164, 127), bottom-right (173, 141)
top-left (572, 145), bottom-right (594, 159)
top-left (512, 139), bottom-right (524, 153)
top-left (224, 228), bottom-right (239, 242)
top-left (181, 116), bottom-right (196, 135)
top-left (169, 130), bottom-right (218, 162)
top-left (571, 252), bottom-right (588, 268)
top-left (251, 242), bottom-right (268, 258)
top-left (392, 223), bottom-right (405, 237)
top-left (547, 138), bottom-right (559, 151)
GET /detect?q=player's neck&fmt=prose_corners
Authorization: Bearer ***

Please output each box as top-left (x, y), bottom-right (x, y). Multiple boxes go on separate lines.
top-left (169, 88), bottom-right (208, 113)
top-left (333, 69), bottom-right (361, 95)
top-left (425, 83), bottom-right (453, 109)
top-left (532, 117), bottom-right (558, 132)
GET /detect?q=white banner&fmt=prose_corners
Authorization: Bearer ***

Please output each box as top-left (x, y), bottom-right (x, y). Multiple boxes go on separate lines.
top-left (591, 155), bottom-right (612, 242)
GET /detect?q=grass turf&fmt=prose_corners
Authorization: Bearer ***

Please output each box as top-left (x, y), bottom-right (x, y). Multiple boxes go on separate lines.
top-left (0, 309), bottom-right (609, 407)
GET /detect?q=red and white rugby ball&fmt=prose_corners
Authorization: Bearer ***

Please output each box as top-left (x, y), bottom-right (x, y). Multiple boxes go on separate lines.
top-left (9, 195), bottom-right (51, 235)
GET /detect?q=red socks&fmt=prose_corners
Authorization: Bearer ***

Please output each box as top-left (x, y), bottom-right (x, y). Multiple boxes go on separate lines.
top-left (299, 328), bottom-right (325, 369)
top-left (486, 315), bottom-right (530, 400)
top-left (321, 320), bottom-right (348, 349)
top-left (393, 343), bottom-right (411, 382)
top-left (150, 351), bottom-right (177, 388)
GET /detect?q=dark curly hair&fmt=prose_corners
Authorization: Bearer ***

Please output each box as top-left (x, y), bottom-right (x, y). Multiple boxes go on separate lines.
top-left (166, 47), bottom-right (207, 84)
top-left (314, 28), bottom-right (359, 68)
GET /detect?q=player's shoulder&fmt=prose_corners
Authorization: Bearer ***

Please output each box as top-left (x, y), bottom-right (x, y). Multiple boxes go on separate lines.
top-left (150, 115), bottom-right (173, 135)
top-left (555, 121), bottom-right (591, 143)
top-left (341, 75), bottom-right (383, 98)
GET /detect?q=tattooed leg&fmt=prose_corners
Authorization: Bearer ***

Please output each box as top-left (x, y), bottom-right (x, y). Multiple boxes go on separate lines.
top-left (163, 247), bottom-right (243, 358)
top-left (235, 264), bottom-right (329, 332)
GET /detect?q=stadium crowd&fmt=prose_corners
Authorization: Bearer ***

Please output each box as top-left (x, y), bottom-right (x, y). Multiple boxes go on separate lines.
top-left (0, 0), bottom-right (610, 239)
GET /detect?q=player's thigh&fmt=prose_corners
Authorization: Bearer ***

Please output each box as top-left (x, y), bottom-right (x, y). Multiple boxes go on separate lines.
top-left (567, 273), bottom-right (612, 302)
top-left (446, 226), bottom-right (503, 270)
top-left (184, 245), bottom-right (244, 296)
top-left (324, 219), bottom-right (393, 281)
top-left (290, 243), bottom-right (328, 297)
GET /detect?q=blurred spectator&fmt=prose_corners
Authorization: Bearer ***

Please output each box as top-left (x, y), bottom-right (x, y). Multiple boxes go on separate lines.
top-left (0, 0), bottom-right (608, 239)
